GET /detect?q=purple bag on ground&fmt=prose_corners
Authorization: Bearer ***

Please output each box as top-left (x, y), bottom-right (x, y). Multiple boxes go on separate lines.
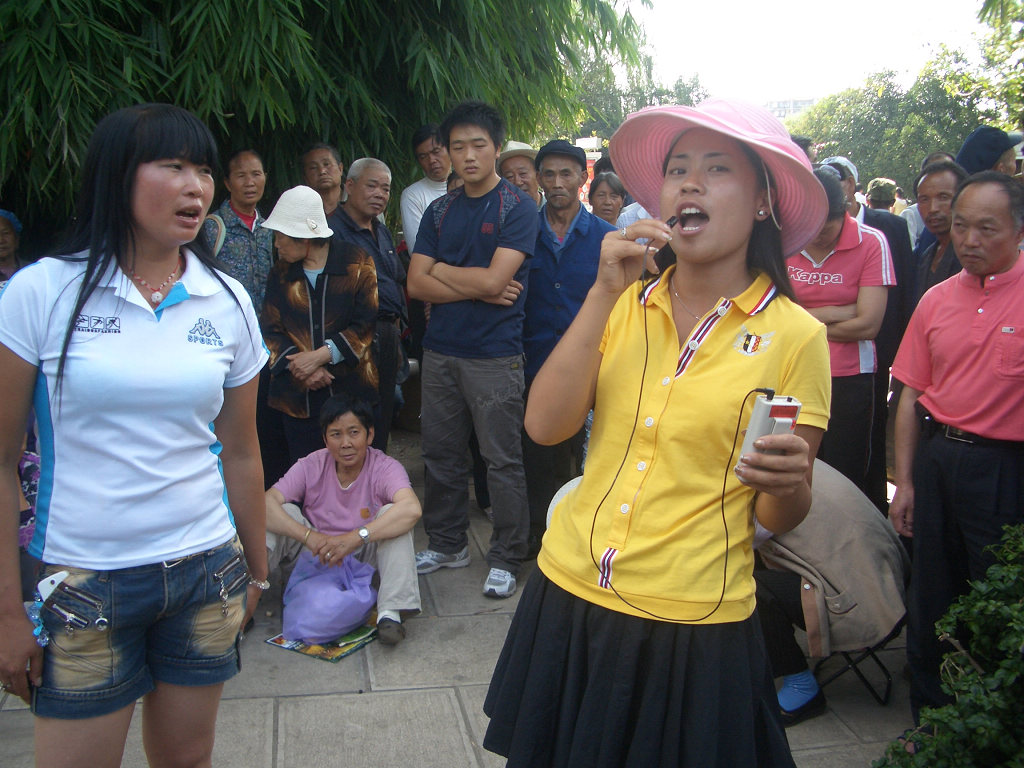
top-left (282, 551), bottom-right (377, 644)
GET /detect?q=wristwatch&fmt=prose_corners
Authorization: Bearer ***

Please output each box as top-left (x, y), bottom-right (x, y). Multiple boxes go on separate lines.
top-left (358, 527), bottom-right (370, 543)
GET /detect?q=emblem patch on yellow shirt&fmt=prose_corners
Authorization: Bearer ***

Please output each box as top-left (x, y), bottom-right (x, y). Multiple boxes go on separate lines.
top-left (733, 327), bottom-right (774, 356)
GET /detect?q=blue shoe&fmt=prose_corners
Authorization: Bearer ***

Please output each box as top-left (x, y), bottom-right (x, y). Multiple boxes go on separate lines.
top-left (415, 546), bottom-right (470, 574)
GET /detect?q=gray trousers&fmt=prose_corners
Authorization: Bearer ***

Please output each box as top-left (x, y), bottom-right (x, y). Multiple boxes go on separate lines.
top-left (266, 503), bottom-right (421, 615)
top-left (420, 350), bottom-right (529, 574)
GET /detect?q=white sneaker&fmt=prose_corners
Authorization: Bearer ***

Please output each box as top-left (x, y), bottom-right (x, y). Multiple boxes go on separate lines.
top-left (483, 568), bottom-right (516, 598)
top-left (415, 546), bottom-right (470, 574)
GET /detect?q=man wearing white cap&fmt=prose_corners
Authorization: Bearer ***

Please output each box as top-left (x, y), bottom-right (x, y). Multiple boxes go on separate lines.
top-left (499, 141), bottom-right (542, 207)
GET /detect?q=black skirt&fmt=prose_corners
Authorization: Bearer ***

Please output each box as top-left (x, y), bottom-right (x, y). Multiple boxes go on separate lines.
top-left (484, 572), bottom-right (795, 768)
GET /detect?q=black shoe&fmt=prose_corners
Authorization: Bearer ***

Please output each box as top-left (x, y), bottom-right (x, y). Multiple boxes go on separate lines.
top-left (779, 689), bottom-right (827, 727)
top-left (377, 618), bottom-right (406, 646)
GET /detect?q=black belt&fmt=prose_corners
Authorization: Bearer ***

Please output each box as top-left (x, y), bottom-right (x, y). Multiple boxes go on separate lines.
top-left (918, 407), bottom-right (1023, 450)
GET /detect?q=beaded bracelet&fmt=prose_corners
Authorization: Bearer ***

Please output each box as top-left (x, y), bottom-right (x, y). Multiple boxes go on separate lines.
top-left (25, 596), bottom-right (50, 647)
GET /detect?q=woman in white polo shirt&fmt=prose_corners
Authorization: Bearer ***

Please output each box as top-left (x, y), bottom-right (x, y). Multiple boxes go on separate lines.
top-left (0, 104), bottom-right (268, 767)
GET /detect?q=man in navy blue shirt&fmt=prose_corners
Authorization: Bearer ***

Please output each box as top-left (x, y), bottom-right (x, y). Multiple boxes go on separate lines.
top-left (522, 140), bottom-right (615, 553)
top-left (407, 101), bottom-right (538, 598)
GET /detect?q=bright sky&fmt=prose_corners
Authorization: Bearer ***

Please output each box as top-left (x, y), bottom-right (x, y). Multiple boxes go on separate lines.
top-left (632, 0), bottom-right (990, 104)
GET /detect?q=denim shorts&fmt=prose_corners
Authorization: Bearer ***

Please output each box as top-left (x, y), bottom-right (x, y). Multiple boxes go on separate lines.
top-left (32, 536), bottom-right (249, 719)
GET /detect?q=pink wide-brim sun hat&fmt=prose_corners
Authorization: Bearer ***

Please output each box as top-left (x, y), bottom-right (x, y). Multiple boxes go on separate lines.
top-left (610, 99), bottom-right (827, 257)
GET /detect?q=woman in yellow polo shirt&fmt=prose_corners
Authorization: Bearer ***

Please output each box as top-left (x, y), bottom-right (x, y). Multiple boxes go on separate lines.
top-left (483, 100), bottom-right (831, 767)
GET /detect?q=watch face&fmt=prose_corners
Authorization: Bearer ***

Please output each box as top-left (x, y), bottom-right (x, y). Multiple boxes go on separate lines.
top-left (359, 527), bottom-right (370, 541)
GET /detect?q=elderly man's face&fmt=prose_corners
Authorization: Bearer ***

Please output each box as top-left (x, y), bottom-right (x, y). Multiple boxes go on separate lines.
top-left (951, 182), bottom-right (1023, 277)
top-left (345, 166), bottom-right (391, 221)
top-left (500, 155), bottom-right (539, 199)
top-left (538, 155), bottom-right (585, 213)
top-left (303, 149), bottom-right (343, 194)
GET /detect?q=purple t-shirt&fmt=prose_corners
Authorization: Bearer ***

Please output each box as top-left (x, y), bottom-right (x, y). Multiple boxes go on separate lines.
top-left (273, 447), bottom-right (411, 535)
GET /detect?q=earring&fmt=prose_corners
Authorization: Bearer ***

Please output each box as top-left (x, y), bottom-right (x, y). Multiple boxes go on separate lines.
top-left (757, 209), bottom-right (767, 217)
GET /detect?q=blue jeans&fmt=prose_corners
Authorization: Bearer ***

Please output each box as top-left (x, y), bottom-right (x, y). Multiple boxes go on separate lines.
top-left (421, 351), bottom-right (529, 574)
top-left (32, 537), bottom-right (248, 719)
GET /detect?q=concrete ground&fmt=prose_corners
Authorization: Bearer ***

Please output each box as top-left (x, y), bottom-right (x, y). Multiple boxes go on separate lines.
top-left (0, 427), bottom-right (912, 766)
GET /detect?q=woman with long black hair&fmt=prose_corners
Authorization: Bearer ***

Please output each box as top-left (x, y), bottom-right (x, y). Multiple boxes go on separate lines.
top-left (0, 103), bottom-right (268, 767)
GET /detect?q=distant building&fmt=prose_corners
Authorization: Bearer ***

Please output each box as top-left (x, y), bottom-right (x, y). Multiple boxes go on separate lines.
top-left (766, 99), bottom-right (816, 119)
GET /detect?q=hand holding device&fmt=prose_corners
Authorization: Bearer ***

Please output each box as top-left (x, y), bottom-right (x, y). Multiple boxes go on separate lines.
top-left (739, 395), bottom-right (801, 457)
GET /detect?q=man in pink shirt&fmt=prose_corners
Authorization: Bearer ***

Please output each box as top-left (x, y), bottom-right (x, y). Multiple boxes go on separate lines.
top-left (265, 395), bottom-right (422, 644)
top-left (890, 172), bottom-right (1024, 724)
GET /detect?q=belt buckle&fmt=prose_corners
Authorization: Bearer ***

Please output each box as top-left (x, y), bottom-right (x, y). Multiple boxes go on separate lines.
top-left (944, 425), bottom-right (974, 444)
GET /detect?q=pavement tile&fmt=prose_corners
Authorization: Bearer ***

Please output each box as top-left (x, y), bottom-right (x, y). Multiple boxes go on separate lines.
top-left (819, 658), bottom-right (913, 743)
top-left (223, 628), bottom-right (370, 700)
top-left (366, 613), bottom-right (511, 691)
top-left (793, 741), bottom-right (893, 767)
top-left (785, 709), bottom-right (861, 751)
top-left (0, 709), bottom-right (33, 767)
top-left (122, 697), bottom-right (275, 768)
top-left (0, 698), bottom-right (274, 768)
top-left (0, 691), bottom-right (28, 712)
top-left (277, 688), bottom-right (478, 768)
top-left (457, 684), bottom-right (507, 768)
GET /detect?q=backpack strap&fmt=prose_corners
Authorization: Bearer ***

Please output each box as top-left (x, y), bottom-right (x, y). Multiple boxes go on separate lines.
top-left (432, 181), bottom-right (519, 241)
top-left (432, 188), bottom-right (459, 239)
top-left (205, 213), bottom-right (226, 256)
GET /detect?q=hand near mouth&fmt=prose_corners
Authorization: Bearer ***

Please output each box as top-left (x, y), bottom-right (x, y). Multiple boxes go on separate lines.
top-left (595, 218), bottom-right (674, 295)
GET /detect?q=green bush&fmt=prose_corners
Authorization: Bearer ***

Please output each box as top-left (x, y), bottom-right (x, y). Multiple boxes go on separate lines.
top-left (874, 524), bottom-right (1024, 767)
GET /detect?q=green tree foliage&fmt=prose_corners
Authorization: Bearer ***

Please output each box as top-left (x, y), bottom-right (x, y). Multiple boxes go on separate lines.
top-left (561, 51), bottom-right (706, 144)
top-left (977, 0), bottom-right (1024, 126)
top-left (785, 51), bottom-right (997, 194)
top-left (873, 524), bottom-right (1024, 767)
top-left (0, 0), bottom-right (642, 242)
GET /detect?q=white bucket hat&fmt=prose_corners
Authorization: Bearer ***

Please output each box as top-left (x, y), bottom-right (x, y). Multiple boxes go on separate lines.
top-left (498, 140), bottom-right (537, 166)
top-left (260, 185), bottom-right (333, 239)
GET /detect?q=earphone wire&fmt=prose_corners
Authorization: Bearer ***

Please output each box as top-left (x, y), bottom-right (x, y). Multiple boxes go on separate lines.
top-left (587, 258), bottom-right (769, 622)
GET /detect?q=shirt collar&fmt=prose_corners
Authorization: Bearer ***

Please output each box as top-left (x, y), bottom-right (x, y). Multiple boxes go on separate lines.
top-left (89, 248), bottom-right (216, 314)
top-left (835, 213), bottom-right (863, 251)
top-left (540, 202), bottom-right (586, 246)
top-left (639, 267), bottom-right (777, 316)
top-left (799, 214), bottom-right (861, 264)
top-left (955, 248), bottom-right (1024, 289)
top-left (335, 204), bottom-right (370, 234)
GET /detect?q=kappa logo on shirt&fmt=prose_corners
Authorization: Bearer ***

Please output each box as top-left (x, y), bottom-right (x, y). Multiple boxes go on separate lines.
top-left (733, 327), bottom-right (774, 357)
top-left (74, 314), bottom-right (121, 334)
top-left (480, 222), bottom-right (495, 235)
top-left (187, 318), bottom-right (224, 347)
top-left (788, 266), bottom-right (844, 286)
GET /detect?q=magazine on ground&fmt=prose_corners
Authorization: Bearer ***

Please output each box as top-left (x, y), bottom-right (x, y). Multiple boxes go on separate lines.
top-left (265, 620), bottom-right (377, 662)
